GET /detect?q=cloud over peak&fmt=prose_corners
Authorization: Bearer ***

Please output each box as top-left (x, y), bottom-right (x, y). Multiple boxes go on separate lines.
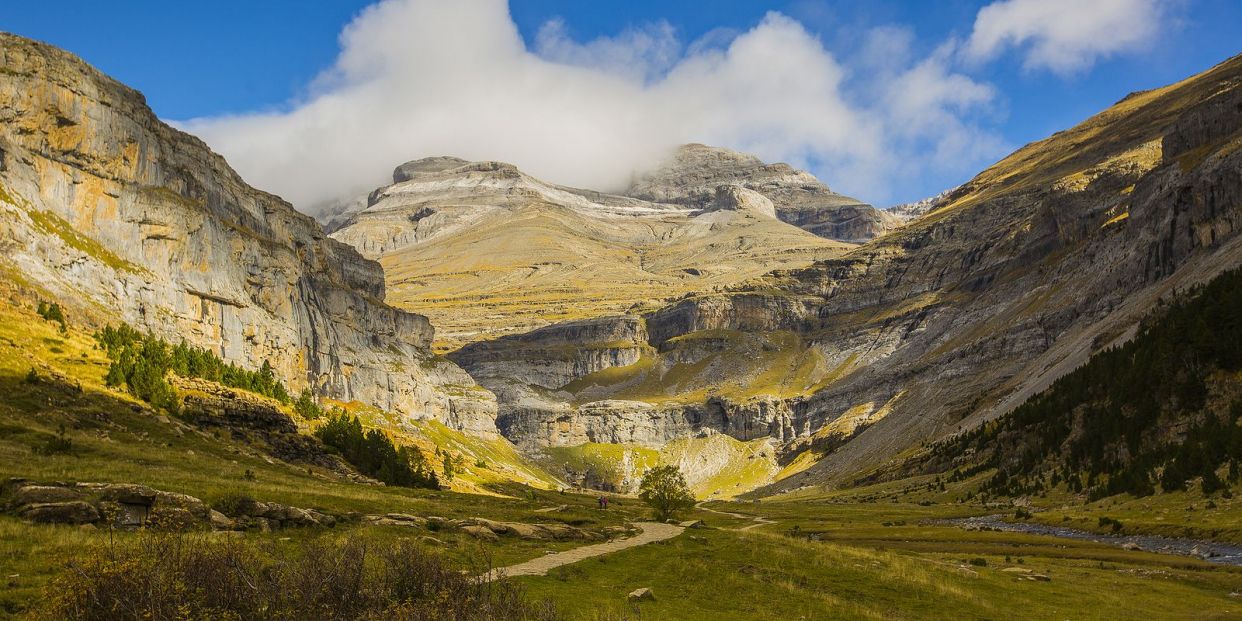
top-left (178, 0), bottom-right (1161, 214)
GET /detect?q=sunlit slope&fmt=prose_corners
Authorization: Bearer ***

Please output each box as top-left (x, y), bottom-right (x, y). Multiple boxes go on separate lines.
top-left (331, 158), bottom-right (852, 352)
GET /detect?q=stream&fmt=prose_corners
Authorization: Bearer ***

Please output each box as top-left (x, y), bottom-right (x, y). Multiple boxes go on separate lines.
top-left (939, 515), bottom-right (1242, 566)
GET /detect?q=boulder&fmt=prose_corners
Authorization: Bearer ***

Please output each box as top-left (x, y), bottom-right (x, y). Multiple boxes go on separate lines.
top-left (95, 483), bottom-right (158, 506)
top-left (501, 522), bottom-right (549, 540)
top-left (10, 485), bottom-right (83, 506)
top-left (461, 525), bottom-right (499, 541)
top-left (209, 510), bottom-right (235, 530)
top-left (19, 501), bottom-right (100, 524)
top-left (627, 588), bottom-right (655, 601)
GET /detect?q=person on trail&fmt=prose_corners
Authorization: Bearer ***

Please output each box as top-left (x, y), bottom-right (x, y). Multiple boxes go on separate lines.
top-left (598, 495), bottom-right (608, 509)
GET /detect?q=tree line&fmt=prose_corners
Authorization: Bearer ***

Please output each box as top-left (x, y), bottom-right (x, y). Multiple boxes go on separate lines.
top-left (95, 324), bottom-right (291, 413)
top-left (930, 266), bottom-right (1242, 500)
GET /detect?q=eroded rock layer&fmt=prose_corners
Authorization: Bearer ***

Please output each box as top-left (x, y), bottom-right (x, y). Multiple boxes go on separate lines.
top-left (0, 34), bottom-right (496, 435)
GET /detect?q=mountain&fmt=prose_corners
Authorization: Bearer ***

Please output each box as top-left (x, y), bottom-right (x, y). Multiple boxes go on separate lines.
top-left (0, 33), bottom-right (496, 436)
top-left (327, 155), bottom-right (854, 350)
top-left (884, 187), bottom-right (957, 223)
top-left (450, 54), bottom-right (1242, 494)
top-left (626, 143), bottom-right (901, 242)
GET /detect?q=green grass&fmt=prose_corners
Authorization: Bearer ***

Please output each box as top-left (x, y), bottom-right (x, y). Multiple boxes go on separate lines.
top-left (521, 524), bottom-right (1242, 620)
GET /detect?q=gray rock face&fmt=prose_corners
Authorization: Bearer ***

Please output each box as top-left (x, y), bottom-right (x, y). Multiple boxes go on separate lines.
top-left (0, 34), bottom-right (496, 435)
top-left (627, 143), bottom-right (901, 242)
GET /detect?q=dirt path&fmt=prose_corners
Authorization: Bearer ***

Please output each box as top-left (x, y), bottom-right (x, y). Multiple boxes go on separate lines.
top-left (697, 502), bottom-right (778, 531)
top-left (480, 521), bottom-right (684, 581)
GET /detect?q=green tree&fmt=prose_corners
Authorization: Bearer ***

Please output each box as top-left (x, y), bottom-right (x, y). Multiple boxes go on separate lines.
top-left (638, 465), bottom-right (695, 521)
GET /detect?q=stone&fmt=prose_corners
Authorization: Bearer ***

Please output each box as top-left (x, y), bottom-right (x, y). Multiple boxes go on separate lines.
top-left (10, 485), bottom-right (83, 505)
top-left (95, 484), bottom-right (158, 506)
top-left (18, 501), bottom-right (100, 524)
top-left (679, 520), bottom-right (704, 529)
top-left (209, 509), bottom-right (235, 530)
top-left (461, 525), bottom-right (499, 541)
top-left (627, 588), bottom-right (655, 601)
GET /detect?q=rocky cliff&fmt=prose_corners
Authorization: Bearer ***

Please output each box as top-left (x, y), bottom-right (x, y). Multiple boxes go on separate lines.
top-left (452, 55), bottom-right (1242, 492)
top-left (328, 153), bottom-right (852, 350)
top-left (626, 143), bottom-right (902, 242)
top-left (0, 33), bottom-right (496, 436)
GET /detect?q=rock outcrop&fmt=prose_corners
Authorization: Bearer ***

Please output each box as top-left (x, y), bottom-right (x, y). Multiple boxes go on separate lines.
top-left (626, 143), bottom-right (901, 242)
top-left (0, 33), bottom-right (496, 435)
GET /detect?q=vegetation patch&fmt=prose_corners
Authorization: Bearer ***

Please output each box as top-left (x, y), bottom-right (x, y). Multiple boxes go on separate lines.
top-left (26, 209), bottom-right (143, 274)
top-left (315, 413), bottom-right (439, 489)
top-left (96, 323), bottom-right (292, 413)
top-left (926, 266), bottom-right (1242, 501)
top-left (37, 533), bottom-right (557, 621)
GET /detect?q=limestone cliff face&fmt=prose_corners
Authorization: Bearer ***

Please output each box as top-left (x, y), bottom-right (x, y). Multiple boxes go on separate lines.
top-left (0, 34), bottom-right (496, 436)
top-left (451, 55), bottom-right (1242, 484)
top-left (627, 143), bottom-right (901, 242)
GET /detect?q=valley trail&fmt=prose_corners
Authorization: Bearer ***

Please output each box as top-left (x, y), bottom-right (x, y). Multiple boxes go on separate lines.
top-left (697, 502), bottom-right (779, 531)
top-left (480, 521), bottom-right (684, 581)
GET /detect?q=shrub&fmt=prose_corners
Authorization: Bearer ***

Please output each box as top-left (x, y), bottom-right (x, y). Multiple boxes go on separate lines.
top-left (209, 490), bottom-right (258, 517)
top-left (638, 465), bottom-right (695, 522)
top-left (1098, 516), bottom-right (1124, 533)
top-left (37, 300), bottom-right (67, 333)
top-left (95, 324), bottom-right (293, 413)
top-left (24, 367), bottom-right (39, 384)
top-left (37, 424), bottom-right (73, 456)
top-left (293, 388), bottom-right (324, 419)
top-left (315, 414), bottom-right (438, 489)
top-left (969, 558), bottom-right (988, 567)
top-left (37, 534), bottom-right (559, 621)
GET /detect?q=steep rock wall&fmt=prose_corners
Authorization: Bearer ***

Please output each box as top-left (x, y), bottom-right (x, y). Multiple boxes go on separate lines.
top-left (0, 34), bottom-right (497, 436)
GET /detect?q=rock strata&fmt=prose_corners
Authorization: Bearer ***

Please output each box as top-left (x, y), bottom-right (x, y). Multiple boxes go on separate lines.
top-left (0, 33), bottom-right (496, 435)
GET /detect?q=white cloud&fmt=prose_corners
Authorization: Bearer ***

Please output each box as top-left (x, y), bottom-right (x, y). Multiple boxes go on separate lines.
top-left (180, 0), bottom-right (1006, 213)
top-left (535, 18), bottom-right (681, 84)
top-left (965, 0), bottom-right (1165, 75)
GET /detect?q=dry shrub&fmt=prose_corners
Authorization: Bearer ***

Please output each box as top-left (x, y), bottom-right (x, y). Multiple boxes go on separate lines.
top-left (38, 534), bottom-right (558, 621)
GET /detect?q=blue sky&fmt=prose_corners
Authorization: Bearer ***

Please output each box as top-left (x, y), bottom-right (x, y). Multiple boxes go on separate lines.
top-left (3, 1), bottom-right (1239, 209)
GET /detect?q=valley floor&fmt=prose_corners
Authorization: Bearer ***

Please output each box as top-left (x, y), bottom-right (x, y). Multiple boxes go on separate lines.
top-left (2, 299), bottom-right (1241, 620)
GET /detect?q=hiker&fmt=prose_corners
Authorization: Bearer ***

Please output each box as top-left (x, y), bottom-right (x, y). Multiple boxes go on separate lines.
top-left (598, 495), bottom-right (608, 509)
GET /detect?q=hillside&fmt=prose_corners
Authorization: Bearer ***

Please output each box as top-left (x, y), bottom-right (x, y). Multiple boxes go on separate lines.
top-left (911, 266), bottom-right (1242, 500)
top-left (454, 54), bottom-right (1242, 496)
top-left (328, 156), bottom-right (854, 350)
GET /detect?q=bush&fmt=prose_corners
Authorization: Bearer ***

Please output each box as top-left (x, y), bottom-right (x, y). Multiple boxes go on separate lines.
top-left (210, 490), bottom-right (258, 517)
top-left (24, 367), bottom-right (39, 384)
top-left (37, 300), bottom-right (67, 333)
top-left (315, 413), bottom-right (439, 489)
top-left (37, 424), bottom-right (73, 456)
top-left (293, 388), bottom-right (325, 419)
top-left (37, 534), bottom-right (559, 621)
top-left (1098, 516), bottom-right (1124, 533)
top-left (969, 558), bottom-right (988, 567)
top-left (95, 324), bottom-right (293, 413)
top-left (638, 465), bottom-right (695, 522)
